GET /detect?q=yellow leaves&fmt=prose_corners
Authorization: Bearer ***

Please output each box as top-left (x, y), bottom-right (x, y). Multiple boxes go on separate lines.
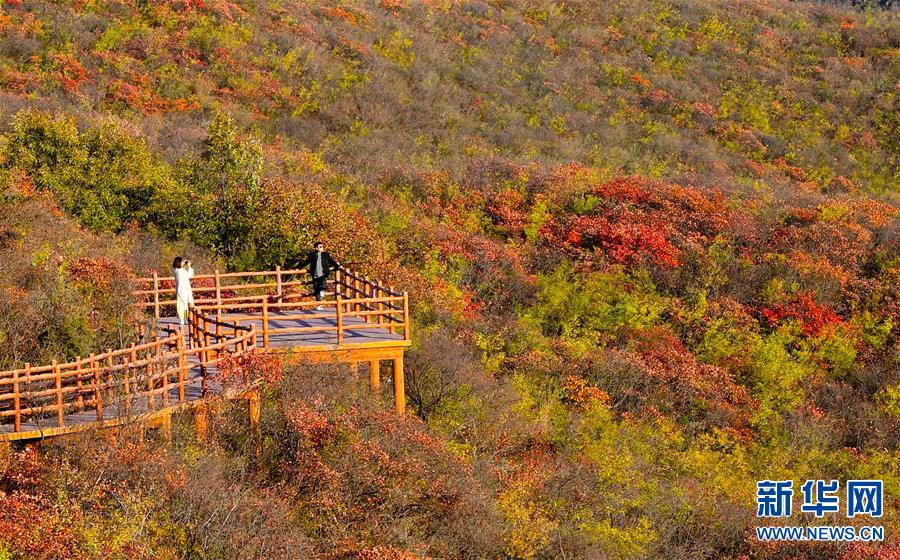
top-left (374, 30), bottom-right (415, 67)
top-left (473, 331), bottom-right (505, 375)
top-left (579, 403), bottom-right (637, 484)
top-left (875, 385), bottom-right (900, 418)
top-left (579, 517), bottom-right (656, 560)
top-left (283, 146), bottom-right (328, 176)
top-left (495, 475), bottom-right (557, 559)
top-left (696, 15), bottom-right (734, 47)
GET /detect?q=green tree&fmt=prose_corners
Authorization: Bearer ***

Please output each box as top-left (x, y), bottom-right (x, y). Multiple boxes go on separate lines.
top-left (3, 110), bottom-right (168, 232)
top-left (184, 112), bottom-right (264, 267)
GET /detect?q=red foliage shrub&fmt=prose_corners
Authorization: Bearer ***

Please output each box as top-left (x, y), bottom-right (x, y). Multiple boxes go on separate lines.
top-left (55, 54), bottom-right (89, 94)
top-left (761, 292), bottom-right (843, 337)
top-left (632, 329), bottom-right (754, 432)
top-left (841, 542), bottom-right (900, 560)
top-left (348, 546), bottom-right (425, 560)
top-left (217, 352), bottom-right (283, 388)
top-left (431, 225), bottom-right (533, 313)
top-left (104, 79), bottom-right (166, 114)
top-left (269, 365), bottom-right (504, 558)
top-left (485, 188), bottom-right (527, 237)
top-left (541, 176), bottom-right (729, 268)
top-left (0, 452), bottom-right (87, 560)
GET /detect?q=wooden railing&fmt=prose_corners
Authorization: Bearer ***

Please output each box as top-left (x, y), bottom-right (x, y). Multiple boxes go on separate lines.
top-left (0, 318), bottom-right (257, 435)
top-left (134, 266), bottom-right (315, 318)
top-left (0, 266), bottom-right (408, 436)
top-left (134, 267), bottom-right (411, 347)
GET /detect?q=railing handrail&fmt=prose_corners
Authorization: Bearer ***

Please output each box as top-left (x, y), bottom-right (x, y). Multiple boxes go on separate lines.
top-left (0, 334), bottom-right (181, 378)
top-left (134, 268), bottom-right (310, 284)
top-left (0, 311), bottom-right (257, 434)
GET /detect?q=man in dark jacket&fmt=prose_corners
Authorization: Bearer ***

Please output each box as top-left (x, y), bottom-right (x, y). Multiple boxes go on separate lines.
top-left (302, 241), bottom-right (342, 309)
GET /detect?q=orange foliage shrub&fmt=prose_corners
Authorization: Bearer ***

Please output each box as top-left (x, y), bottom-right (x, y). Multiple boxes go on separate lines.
top-left (562, 375), bottom-right (611, 410)
top-left (68, 257), bottom-right (135, 293)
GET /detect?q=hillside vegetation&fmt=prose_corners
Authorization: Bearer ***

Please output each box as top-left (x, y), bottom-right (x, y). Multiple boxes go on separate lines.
top-left (0, 0), bottom-right (898, 559)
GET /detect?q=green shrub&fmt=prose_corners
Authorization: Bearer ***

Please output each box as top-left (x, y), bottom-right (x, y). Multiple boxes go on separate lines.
top-left (523, 265), bottom-right (667, 355)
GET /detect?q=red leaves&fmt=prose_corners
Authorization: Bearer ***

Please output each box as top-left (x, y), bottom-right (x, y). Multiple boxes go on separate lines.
top-left (0, 453), bottom-right (87, 560)
top-left (351, 546), bottom-right (424, 560)
top-left (54, 54), bottom-right (89, 94)
top-left (217, 353), bottom-right (283, 387)
top-left (556, 212), bottom-right (681, 267)
top-left (68, 257), bottom-right (134, 283)
top-left (840, 542), bottom-right (900, 560)
top-left (541, 176), bottom-right (729, 268)
top-left (485, 188), bottom-right (527, 237)
top-left (104, 79), bottom-right (166, 114)
top-left (761, 292), bottom-right (842, 337)
top-left (283, 399), bottom-right (333, 448)
top-left (629, 328), bottom-right (754, 432)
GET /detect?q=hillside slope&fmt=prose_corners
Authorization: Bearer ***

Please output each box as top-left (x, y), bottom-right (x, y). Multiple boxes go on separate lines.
top-left (0, 0), bottom-right (898, 559)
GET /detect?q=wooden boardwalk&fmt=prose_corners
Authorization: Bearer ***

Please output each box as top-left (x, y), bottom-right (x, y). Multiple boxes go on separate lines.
top-left (0, 267), bottom-right (411, 441)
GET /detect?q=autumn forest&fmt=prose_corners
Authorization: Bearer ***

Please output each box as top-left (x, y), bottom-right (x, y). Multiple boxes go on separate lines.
top-left (0, 0), bottom-right (898, 558)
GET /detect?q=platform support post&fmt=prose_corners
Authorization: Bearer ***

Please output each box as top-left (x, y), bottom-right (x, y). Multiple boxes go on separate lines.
top-left (369, 360), bottom-right (381, 392)
top-left (392, 356), bottom-right (405, 415)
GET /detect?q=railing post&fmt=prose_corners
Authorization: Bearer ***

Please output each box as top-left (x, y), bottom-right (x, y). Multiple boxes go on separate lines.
top-left (334, 268), bottom-right (342, 299)
top-left (12, 366), bottom-right (21, 432)
top-left (90, 354), bottom-right (102, 421)
top-left (375, 281), bottom-right (383, 325)
top-left (187, 308), bottom-right (194, 349)
top-left (262, 298), bottom-right (270, 348)
top-left (402, 291), bottom-right (410, 340)
top-left (200, 314), bottom-right (209, 396)
top-left (215, 269), bottom-right (222, 307)
top-left (74, 356), bottom-right (84, 411)
top-left (53, 360), bottom-right (64, 427)
top-left (131, 343), bottom-right (140, 413)
top-left (386, 286), bottom-right (396, 335)
top-left (105, 349), bottom-right (114, 387)
top-left (362, 277), bottom-right (370, 321)
top-left (215, 315), bottom-right (222, 358)
top-left (152, 271), bottom-right (160, 319)
top-left (335, 296), bottom-right (344, 344)
top-left (202, 316), bottom-right (211, 367)
top-left (157, 338), bottom-right (168, 408)
top-left (122, 351), bottom-right (130, 416)
top-left (275, 265), bottom-right (283, 301)
top-left (369, 360), bottom-right (380, 392)
top-left (176, 333), bottom-right (187, 402)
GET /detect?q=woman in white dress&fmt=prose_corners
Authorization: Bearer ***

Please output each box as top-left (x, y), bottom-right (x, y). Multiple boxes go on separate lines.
top-left (172, 256), bottom-right (195, 324)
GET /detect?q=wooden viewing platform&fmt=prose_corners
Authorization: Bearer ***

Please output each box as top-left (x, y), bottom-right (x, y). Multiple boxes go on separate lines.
top-left (0, 266), bottom-right (411, 442)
